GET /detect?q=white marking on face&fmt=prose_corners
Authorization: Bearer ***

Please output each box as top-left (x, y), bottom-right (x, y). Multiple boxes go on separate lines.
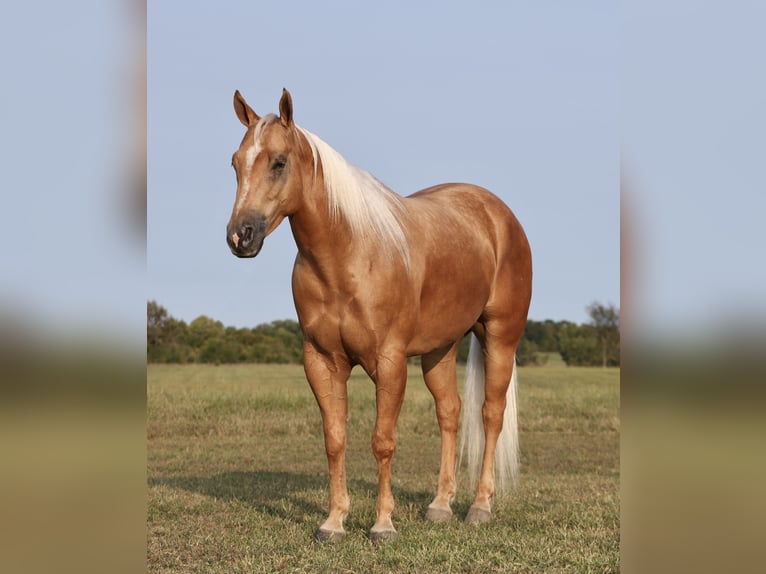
top-left (234, 133), bottom-right (261, 214)
top-left (234, 115), bottom-right (275, 215)
top-left (245, 131), bottom-right (262, 171)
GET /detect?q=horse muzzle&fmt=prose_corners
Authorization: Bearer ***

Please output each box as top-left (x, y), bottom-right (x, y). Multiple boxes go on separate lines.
top-left (227, 214), bottom-right (266, 258)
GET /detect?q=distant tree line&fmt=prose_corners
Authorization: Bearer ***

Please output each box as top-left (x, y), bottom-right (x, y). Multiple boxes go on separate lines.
top-left (147, 300), bottom-right (619, 367)
top-left (147, 301), bottom-right (302, 364)
top-left (517, 301), bottom-right (620, 367)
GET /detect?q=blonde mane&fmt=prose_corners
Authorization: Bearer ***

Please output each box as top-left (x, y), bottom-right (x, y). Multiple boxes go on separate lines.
top-left (297, 126), bottom-right (411, 269)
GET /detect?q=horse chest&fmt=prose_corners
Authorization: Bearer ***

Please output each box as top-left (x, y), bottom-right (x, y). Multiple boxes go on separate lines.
top-left (294, 268), bottom-right (416, 362)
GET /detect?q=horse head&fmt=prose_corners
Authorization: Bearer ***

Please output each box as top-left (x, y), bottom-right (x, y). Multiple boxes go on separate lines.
top-left (226, 88), bottom-right (305, 258)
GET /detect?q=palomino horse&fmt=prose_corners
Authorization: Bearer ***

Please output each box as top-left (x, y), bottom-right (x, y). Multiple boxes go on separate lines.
top-left (226, 89), bottom-right (532, 543)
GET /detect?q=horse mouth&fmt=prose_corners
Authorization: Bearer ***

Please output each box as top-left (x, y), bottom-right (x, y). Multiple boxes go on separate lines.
top-left (227, 215), bottom-right (267, 258)
top-left (229, 237), bottom-right (264, 258)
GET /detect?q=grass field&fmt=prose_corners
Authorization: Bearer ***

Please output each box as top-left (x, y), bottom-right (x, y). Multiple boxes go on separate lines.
top-left (148, 364), bottom-right (619, 573)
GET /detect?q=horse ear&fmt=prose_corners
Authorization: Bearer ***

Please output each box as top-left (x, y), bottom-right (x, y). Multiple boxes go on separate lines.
top-left (233, 90), bottom-right (260, 127)
top-left (279, 88), bottom-right (294, 127)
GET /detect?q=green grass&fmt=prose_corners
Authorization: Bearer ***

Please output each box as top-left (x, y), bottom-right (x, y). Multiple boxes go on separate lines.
top-left (148, 364), bottom-right (619, 573)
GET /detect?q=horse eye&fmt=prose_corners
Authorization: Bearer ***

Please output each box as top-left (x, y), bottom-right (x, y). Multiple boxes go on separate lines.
top-left (271, 156), bottom-right (287, 171)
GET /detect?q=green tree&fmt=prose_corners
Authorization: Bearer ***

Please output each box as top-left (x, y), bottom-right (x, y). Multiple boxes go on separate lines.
top-left (555, 305), bottom-right (620, 367)
top-left (186, 316), bottom-right (225, 352)
top-left (587, 302), bottom-right (620, 367)
top-left (523, 319), bottom-right (560, 353)
top-left (199, 337), bottom-right (244, 364)
top-left (147, 301), bottom-right (192, 363)
top-left (516, 337), bottom-right (548, 366)
top-left (557, 323), bottom-right (601, 366)
top-left (147, 300), bottom-right (168, 348)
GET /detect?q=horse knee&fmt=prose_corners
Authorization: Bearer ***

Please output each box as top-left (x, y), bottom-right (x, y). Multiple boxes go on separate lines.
top-left (482, 399), bottom-right (506, 428)
top-left (324, 426), bottom-right (346, 459)
top-left (371, 431), bottom-right (396, 462)
top-left (436, 398), bottom-right (461, 433)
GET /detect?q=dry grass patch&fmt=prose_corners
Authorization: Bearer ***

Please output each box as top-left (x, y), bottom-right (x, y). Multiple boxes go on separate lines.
top-left (148, 364), bottom-right (619, 573)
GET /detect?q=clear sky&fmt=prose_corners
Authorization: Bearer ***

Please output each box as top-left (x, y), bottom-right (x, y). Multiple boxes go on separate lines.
top-left (623, 0), bottom-right (766, 338)
top-left (147, 1), bottom-right (619, 328)
top-left (6, 2), bottom-right (762, 341)
top-left (0, 0), bottom-right (144, 341)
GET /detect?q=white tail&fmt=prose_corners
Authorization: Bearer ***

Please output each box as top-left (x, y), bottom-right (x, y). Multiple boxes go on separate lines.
top-left (458, 334), bottom-right (520, 494)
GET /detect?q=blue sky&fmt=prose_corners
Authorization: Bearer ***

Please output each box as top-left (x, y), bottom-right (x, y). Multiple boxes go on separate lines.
top-left (148, 1), bottom-right (618, 328)
top-left (623, 0), bottom-right (766, 336)
top-left (0, 0), bottom-right (144, 340)
top-left (4, 2), bottom-right (762, 339)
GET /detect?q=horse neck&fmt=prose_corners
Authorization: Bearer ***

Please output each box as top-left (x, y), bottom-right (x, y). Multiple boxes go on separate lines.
top-left (288, 158), bottom-right (355, 281)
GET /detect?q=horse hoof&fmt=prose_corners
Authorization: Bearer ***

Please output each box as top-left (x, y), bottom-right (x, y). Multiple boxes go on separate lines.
top-left (425, 507), bottom-right (453, 522)
top-left (316, 528), bottom-right (346, 543)
top-left (465, 505), bottom-right (492, 525)
top-left (369, 529), bottom-right (398, 545)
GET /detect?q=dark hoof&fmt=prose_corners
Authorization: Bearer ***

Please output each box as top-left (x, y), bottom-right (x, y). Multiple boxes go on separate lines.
top-left (425, 507), bottom-right (453, 522)
top-left (316, 528), bottom-right (346, 543)
top-left (465, 505), bottom-right (492, 525)
top-left (369, 529), bottom-right (398, 545)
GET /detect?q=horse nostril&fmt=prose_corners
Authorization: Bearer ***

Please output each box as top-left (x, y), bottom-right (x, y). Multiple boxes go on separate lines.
top-left (240, 225), bottom-right (254, 247)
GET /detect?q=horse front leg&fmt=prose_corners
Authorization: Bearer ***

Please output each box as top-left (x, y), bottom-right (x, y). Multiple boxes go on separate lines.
top-left (303, 343), bottom-right (352, 542)
top-left (368, 352), bottom-right (408, 544)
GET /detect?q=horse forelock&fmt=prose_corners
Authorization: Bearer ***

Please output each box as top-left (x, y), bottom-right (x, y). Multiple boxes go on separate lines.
top-left (296, 126), bottom-right (411, 270)
top-left (250, 114), bottom-right (278, 156)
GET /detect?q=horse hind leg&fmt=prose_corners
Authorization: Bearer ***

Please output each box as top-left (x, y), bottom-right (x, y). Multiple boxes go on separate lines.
top-left (465, 328), bottom-right (520, 525)
top-left (421, 342), bottom-right (461, 522)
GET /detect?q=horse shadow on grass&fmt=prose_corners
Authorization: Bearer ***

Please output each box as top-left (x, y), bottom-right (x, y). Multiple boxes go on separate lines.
top-left (149, 471), bottom-right (438, 526)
